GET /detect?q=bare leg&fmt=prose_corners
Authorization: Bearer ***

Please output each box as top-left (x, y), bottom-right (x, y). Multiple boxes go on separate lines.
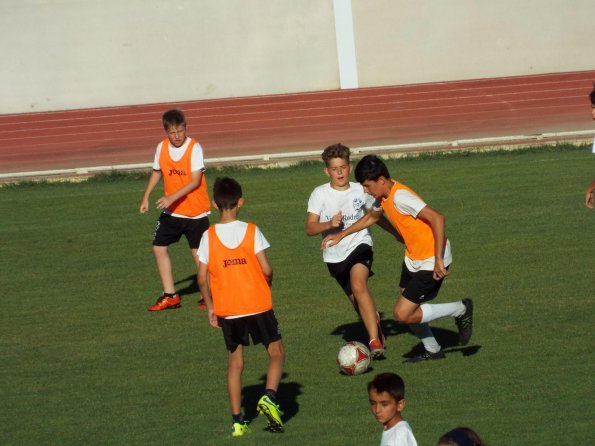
top-left (153, 245), bottom-right (175, 294)
top-left (350, 264), bottom-right (380, 341)
top-left (228, 346), bottom-right (244, 416)
top-left (265, 340), bottom-right (285, 392)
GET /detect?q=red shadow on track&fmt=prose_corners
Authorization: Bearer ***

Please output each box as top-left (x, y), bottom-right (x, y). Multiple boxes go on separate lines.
top-left (1, 70), bottom-right (594, 175)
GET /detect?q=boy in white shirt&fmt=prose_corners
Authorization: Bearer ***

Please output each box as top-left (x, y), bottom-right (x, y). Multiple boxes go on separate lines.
top-left (306, 144), bottom-right (398, 358)
top-left (368, 373), bottom-right (417, 446)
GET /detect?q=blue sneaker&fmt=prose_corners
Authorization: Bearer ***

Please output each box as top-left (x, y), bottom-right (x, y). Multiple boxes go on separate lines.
top-left (257, 395), bottom-right (284, 432)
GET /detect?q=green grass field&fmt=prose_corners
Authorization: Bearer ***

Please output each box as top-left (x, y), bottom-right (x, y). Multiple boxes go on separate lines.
top-left (1, 144), bottom-right (593, 445)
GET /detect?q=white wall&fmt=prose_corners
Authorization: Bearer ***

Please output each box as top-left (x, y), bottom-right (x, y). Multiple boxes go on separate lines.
top-left (1, 0), bottom-right (594, 114)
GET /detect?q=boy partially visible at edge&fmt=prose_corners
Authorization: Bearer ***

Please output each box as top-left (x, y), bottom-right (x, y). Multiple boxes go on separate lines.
top-left (368, 372), bottom-right (417, 446)
top-left (139, 109), bottom-right (210, 311)
top-left (323, 154), bottom-right (473, 362)
top-left (306, 143), bottom-right (402, 359)
top-left (198, 177), bottom-right (285, 437)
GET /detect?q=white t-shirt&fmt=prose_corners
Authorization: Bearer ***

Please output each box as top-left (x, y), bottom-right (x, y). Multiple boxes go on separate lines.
top-left (374, 189), bottom-right (452, 272)
top-left (198, 221), bottom-right (270, 265)
top-left (380, 420), bottom-right (418, 446)
top-left (307, 182), bottom-right (375, 263)
top-left (153, 136), bottom-right (208, 219)
top-left (152, 137), bottom-right (205, 173)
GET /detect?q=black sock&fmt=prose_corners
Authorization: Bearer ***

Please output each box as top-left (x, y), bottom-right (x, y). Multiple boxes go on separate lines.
top-left (232, 413), bottom-right (244, 423)
top-left (164, 292), bottom-right (176, 298)
top-left (265, 388), bottom-right (277, 402)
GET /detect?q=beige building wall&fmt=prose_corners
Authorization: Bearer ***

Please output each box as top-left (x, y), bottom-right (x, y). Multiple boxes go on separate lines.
top-left (1, 0), bottom-right (593, 114)
top-left (352, 0), bottom-right (595, 86)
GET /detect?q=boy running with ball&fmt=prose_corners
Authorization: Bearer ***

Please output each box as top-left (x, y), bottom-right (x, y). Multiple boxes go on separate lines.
top-left (306, 144), bottom-right (397, 358)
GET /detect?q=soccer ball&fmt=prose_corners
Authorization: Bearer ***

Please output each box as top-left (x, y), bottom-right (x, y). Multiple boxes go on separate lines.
top-left (336, 341), bottom-right (371, 375)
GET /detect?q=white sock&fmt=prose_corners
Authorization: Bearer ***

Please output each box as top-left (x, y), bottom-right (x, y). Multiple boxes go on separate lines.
top-left (420, 301), bottom-right (465, 324)
top-left (409, 323), bottom-right (441, 353)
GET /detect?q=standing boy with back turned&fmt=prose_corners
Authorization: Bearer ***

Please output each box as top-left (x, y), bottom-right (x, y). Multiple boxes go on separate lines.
top-left (198, 177), bottom-right (285, 436)
top-left (323, 155), bottom-right (473, 362)
top-left (139, 109), bottom-right (210, 311)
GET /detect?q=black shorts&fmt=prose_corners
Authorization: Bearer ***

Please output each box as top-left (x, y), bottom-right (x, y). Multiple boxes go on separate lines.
top-left (326, 244), bottom-right (374, 296)
top-left (399, 262), bottom-right (447, 304)
top-left (218, 309), bottom-right (282, 353)
top-left (152, 213), bottom-right (210, 249)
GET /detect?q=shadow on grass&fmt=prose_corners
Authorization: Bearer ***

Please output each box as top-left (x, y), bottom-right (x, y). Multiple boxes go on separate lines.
top-left (175, 274), bottom-right (200, 298)
top-left (242, 373), bottom-right (302, 428)
top-left (332, 315), bottom-right (481, 360)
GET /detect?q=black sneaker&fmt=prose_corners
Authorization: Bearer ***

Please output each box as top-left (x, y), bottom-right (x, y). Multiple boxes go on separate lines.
top-left (404, 349), bottom-right (446, 363)
top-left (455, 298), bottom-right (474, 346)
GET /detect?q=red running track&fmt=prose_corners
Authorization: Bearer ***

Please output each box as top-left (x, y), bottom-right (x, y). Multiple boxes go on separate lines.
top-left (0, 70), bottom-right (594, 176)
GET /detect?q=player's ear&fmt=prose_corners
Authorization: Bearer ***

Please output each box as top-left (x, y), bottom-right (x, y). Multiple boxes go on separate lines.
top-left (323, 167), bottom-right (330, 177)
top-left (237, 197), bottom-right (245, 208)
top-left (211, 200), bottom-right (219, 210)
top-left (397, 398), bottom-right (406, 412)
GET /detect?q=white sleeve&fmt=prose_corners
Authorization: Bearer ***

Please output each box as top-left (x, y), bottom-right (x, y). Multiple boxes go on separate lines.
top-left (190, 141), bottom-right (206, 172)
top-left (306, 188), bottom-right (322, 216)
top-left (394, 189), bottom-right (427, 217)
top-left (254, 226), bottom-right (270, 254)
top-left (152, 142), bottom-right (163, 171)
top-left (198, 231), bottom-right (209, 264)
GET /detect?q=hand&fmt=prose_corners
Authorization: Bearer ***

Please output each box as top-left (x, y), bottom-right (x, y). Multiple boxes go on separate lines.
top-left (156, 195), bottom-right (174, 210)
top-left (139, 201), bottom-right (149, 214)
top-left (208, 310), bottom-right (220, 329)
top-left (433, 259), bottom-right (449, 281)
top-left (321, 232), bottom-right (343, 250)
top-left (330, 211), bottom-right (343, 228)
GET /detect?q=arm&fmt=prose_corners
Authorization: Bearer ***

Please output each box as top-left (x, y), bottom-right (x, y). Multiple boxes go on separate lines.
top-left (139, 170), bottom-right (162, 213)
top-left (321, 208), bottom-right (383, 249)
top-left (586, 179), bottom-right (595, 208)
top-left (198, 261), bottom-right (219, 328)
top-left (156, 169), bottom-right (203, 210)
top-left (416, 205), bottom-right (448, 281)
top-left (305, 211), bottom-right (343, 236)
top-left (256, 250), bottom-right (273, 286)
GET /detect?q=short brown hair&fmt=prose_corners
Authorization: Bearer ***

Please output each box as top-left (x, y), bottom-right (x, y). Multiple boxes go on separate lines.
top-left (162, 109), bottom-right (186, 130)
top-left (321, 143), bottom-right (350, 166)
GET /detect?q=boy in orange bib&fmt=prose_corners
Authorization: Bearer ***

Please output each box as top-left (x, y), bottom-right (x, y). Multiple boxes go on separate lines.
top-left (198, 177), bottom-right (285, 436)
top-left (323, 155), bottom-right (473, 362)
top-left (139, 109), bottom-right (210, 311)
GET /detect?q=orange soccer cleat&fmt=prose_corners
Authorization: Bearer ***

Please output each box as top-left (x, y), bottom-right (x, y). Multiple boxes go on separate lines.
top-left (147, 294), bottom-right (181, 311)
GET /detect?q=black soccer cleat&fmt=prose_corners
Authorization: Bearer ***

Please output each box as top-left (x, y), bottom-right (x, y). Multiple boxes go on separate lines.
top-left (404, 348), bottom-right (446, 363)
top-left (455, 298), bottom-right (474, 346)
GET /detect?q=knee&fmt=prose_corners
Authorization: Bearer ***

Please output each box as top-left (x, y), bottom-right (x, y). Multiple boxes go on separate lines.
top-left (268, 342), bottom-right (285, 362)
top-left (350, 280), bottom-right (368, 299)
top-left (393, 307), bottom-right (414, 324)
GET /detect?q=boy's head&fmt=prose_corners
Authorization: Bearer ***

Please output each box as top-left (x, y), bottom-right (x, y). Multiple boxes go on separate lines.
top-left (590, 83), bottom-right (595, 120)
top-left (162, 109), bottom-right (187, 148)
top-left (355, 155), bottom-right (392, 200)
top-left (213, 176), bottom-right (243, 211)
top-left (322, 144), bottom-right (352, 189)
top-left (437, 427), bottom-right (486, 446)
top-left (368, 373), bottom-right (406, 429)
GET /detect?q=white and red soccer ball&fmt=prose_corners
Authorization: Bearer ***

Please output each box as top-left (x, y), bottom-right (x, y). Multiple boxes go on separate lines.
top-left (337, 341), bottom-right (371, 375)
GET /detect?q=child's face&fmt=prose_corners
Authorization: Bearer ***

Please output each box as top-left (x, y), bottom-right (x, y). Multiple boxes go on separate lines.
top-left (369, 389), bottom-right (405, 429)
top-left (166, 124), bottom-right (187, 148)
top-left (324, 157), bottom-right (351, 189)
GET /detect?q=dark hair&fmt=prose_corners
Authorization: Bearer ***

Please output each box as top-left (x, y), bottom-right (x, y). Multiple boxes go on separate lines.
top-left (368, 372), bottom-right (405, 402)
top-left (438, 427), bottom-right (487, 446)
top-left (162, 109), bottom-right (186, 130)
top-left (213, 177), bottom-right (242, 210)
top-left (590, 82), bottom-right (595, 106)
top-left (321, 143), bottom-right (350, 166)
top-left (354, 154), bottom-right (391, 183)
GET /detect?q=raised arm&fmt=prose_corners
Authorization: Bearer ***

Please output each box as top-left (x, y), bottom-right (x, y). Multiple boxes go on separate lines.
top-left (305, 211), bottom-right (343, 236)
